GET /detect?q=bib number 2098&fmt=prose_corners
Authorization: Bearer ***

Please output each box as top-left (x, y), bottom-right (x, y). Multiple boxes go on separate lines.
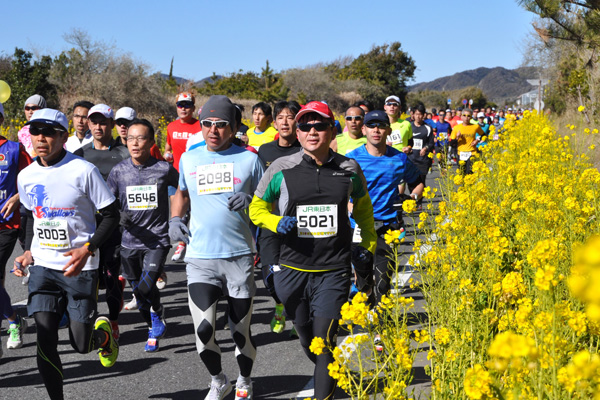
top-left (196, 163), bottom-right (234, 195)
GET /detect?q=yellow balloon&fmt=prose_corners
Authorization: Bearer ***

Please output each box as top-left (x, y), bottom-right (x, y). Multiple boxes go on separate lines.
top-left (0, 80), bottom-right (11, 103)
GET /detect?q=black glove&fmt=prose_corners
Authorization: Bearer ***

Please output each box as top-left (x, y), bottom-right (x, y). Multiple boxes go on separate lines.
top-left (228, 193), bottom-right (252, 212)
top-left (352, 246), bottom-right (374, 292)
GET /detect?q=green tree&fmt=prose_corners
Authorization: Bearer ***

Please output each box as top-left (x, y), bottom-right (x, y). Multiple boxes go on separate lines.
top-left (165, 57), bottom-right (178, 94)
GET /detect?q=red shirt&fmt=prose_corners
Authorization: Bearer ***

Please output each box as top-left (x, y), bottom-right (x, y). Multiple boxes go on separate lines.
top-left (167, 118), bottom-right (201, 171)
top-left (150, 144), bottom-right (165, 161)
top-left (0, 138), bottom-right (33, 229)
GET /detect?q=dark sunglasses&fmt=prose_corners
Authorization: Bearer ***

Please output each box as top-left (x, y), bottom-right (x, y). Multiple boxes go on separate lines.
top-left (345, 116), bottom-right (363, 121)
top-left (177, 102), bottom-right (193, 109)
top-left (25, 106), bottom-right (41, 111)
top-left (201, 119), bottom-right (229, 129)
top-left (297, 122), bottom-right (330, 132)
top-left (385, 102), bottom-right (399, 107)
top-left (30, 125), bottom-right (65, 136)
top-left (115, 119), bottom-right (130, 127)
top-left (365, 122), bottom-right (389, 129)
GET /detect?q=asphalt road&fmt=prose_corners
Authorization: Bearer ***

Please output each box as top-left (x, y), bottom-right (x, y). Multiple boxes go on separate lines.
top-left (0, 168), bottom-right (441, 400)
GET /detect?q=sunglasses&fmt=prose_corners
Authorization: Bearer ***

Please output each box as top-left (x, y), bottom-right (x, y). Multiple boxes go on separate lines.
top-left (462, 114), bottom-right (473, 118)
top-left (30, 125), bottom-right (65, 136)
top-left (385, 102), bottom-right (399, 106)
top-left (115, 119), bottom-right (130, 127)
top-left (25, 106), bottom-right (41, 111)
top-left (201, 119), bottom-right (229, 129)
top-left (297, 122), bottom-right (330, 132)
top-left (177, 102), bottom-right (193, 109)
top-left (345, 116), bottom-right (363, 121)
top-left (365, 122), bottom-right (390, 129)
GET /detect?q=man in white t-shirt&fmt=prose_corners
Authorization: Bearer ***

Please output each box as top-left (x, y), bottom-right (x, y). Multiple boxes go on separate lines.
top-left (13, 109), bottom-right (120, 400)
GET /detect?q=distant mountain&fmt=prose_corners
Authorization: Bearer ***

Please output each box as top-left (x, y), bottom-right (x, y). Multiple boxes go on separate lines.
top-left (409, 67), bottom-right (540, 102)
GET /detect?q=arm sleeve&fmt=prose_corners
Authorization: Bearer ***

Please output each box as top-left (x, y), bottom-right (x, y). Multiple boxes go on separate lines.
top-left (426, 126), bottom-right (435, 151)
top-left (350, 171), bottom-right (377, 253)
top-left (24, 209), bottom-right (34, 251)
top-left (88, 200), bottom-right (120, 250)
top-left (249, 170), bottom-right (284, 233)
top-left (167, 165), bottom-right (179, 188)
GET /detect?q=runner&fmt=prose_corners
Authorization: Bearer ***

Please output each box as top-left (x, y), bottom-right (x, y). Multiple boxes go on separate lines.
top-left (246, 102), bottom-right (277, 150)
top-left (256, 100), bottom-right (302, 335)
top-left (13, 108), bottom-right (119, 400)
top-left (434, 110), bottom-right (453, 172)
top-left (0, 103), bottom-right (32, 357)
top-left (18, 94), bottom-right (47, 157)
top-left (330, 106), bottom-right (367, 155)
top-left (408, 104), bottom-right (435, 207)
top-left (347, 110), bottom-right (423, 304)
top-left (65, 100), bottom-right (94, 152)
top-left (249, 101), bottom-right (377, 400)
top-left (170, 95), bottom-right (263, 400)
top-left (449, 108), bottom-right (485, 174)
top-left (74, 104), bottom-right (129, 340)
top-left (107, 118), bottom-right (178, 352)
top-left (384, 95), bottom-right (413, 154)
top-left (165, 92), bottom-right (201, 263)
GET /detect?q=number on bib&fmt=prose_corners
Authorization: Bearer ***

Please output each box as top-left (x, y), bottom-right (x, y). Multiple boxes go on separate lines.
top-left (413, 138), bottom-right (423, 150)
top-left (388, 130), bottom-right (402, 145)
top-left (296, 204), bottom-right (338, 238)
top-left (126, 184), bottom-right (158, 209)
top-left (459, 151), bottom-right (472, 161)
top-left (34, 219), bottom-right (70, 249)
top-left (196, 163), bottom-right (234, 195)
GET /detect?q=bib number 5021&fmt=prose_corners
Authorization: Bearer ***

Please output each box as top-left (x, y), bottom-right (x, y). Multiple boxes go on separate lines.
top-left (298, 214), bottom-right (335, 228)
top-left (296, 204), bottom-right (338, 238)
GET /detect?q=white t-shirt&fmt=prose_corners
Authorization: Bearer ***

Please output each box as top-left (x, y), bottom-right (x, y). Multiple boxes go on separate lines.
top-left (185, 132), bottom-right (205, 151)
top-left (18, 152), bottom-right (115, 271)
top-left (66, 131), bottom-right (93, 153)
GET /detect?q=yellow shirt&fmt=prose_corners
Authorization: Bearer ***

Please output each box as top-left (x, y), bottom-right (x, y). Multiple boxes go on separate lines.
top-left (450, 123), bottom-right (484, 152)
top-left (388, 119), bottom-right (413, 151)
top-left (247, 126), bottom-right (278, 149)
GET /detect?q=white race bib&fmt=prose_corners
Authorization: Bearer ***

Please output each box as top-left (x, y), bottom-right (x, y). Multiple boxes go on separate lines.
top-left (352, 221), bottom-right (384, 243)
top-left (297, 204), bottom-right (338, 238)
top-left (438, 132), bottom-right (447, 139)
top-left (413, 139), bottom-right (423, 150)
top-left (459, 151), bottom-right (472, 161)
top-left (35, 219), bottom-right (70, 249)
top-left (126, 184), bottom-right (158, 210)
top-left (388, 130), bottom-right (402, 145)
top-left (196, 163), bottom-right (234, 195)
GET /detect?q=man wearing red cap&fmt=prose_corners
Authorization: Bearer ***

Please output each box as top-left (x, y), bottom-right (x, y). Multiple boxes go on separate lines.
top-left (249, 101), bottom-right (377, 400)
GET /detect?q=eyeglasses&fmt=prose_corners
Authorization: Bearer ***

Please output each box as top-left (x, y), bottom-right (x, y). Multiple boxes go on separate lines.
top-left (177, 102), bottom-right (193, 109)
top-left (297, 122), bottom-right (330, 132)
top-left (116, 119), bottom-right (130, 127)
top-left (345, 116), bottom-right (363, 121)
top-left (365, 122), bottom-right (390, 129)
top-left (201, 119), bottom-right (229, 129)
top-left (30, 125), bottom-right (65, 136)
top-left (25, 106), bottom-right (41, 111)
top-left (126, 136), bottom-right (149, 143)
top-left (385, 102), bottom-right (399, 107)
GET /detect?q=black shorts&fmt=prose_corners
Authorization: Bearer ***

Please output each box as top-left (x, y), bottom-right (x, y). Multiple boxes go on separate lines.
top-left (274, 266), bottom-right (351, 321)
top-left (0, 228), bottom-right (19, 284)
top-left (120, 247), bottom-right (169, 280)
top-left (28, 265), bottom-right (99, 324)
top-left (408, 174), bottom-right (426, 193)
top-left (257, 229), bottom-right (281, 267)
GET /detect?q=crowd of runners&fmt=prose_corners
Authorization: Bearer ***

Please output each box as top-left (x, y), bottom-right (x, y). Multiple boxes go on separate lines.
top-left (0, 91), bottom-right (516, 399)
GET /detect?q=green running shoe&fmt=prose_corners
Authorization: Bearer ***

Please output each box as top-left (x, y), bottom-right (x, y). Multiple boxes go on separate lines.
top-left (95, 317), bottom-right (119, 367)
top-left (270, 304), bottom-right (286, 334)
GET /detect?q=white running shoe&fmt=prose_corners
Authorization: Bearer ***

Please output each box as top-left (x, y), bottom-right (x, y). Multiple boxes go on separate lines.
top-left (7, 317), bottom-right (27, 349)
top-left (156, 272), bottom-right (167, 290)
top-left (205, 377), bottom-right (232, 400)
top-left (124, 295), bottom-right (139, 311)
top-left (235, 381), bottom-right (253, 399)
top-left (171, 243), bottom-right (186, 263)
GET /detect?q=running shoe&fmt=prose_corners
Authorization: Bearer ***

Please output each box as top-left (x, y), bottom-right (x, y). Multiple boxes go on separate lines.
top-left (125, 295), bottom-right (139, 311)
top-left (171, 243), bottom-right (186, 263)
top-left (235, 381), bottom-right (253, 400)
top-left (145, 328), bottom-right (159, 352)
top-left (289, 325), bottom-right (299, 339)
top-left (205, 377), bottom-right (232, 400)
top-left (156, 272), bottom-right (167, 290)
top-left (270, 304), bottom-right (286, 334)
top-left (151, 307), bottom-right (167, 338)
top-left (59, 312), bottom-right (69, 329)
top-left (399, 227), bottom-right (406, 240)
top-left (118, 275), bottom-right (126, 311)
top-left (7, 316), bottom-right (27, 349)
top-left (110, 320), bottom-right (119, 341)
top-left (95, 317), bottom-right (119, 367)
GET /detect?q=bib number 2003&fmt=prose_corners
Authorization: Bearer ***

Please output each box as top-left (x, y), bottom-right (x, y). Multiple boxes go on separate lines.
top-left (34, 219), bottom-right (70, 249)
top-left (296, 204), bottom-right (338, 238)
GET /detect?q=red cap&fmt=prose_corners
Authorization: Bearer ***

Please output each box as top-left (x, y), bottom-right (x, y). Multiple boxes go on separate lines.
top-left (296, 101), bottom-right (334, 121)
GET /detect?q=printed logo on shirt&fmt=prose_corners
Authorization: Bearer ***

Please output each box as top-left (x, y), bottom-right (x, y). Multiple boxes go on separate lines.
top-left (27, 185), bottom-right (76, 218)
top-left (0, 154), bottom-right (7, 166)
top-left (172, 131), bottom-right (195, 140)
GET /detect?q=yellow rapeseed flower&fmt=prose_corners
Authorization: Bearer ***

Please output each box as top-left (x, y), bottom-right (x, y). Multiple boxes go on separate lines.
top-left (464, 364), bottom-right (493, 399)
top-left (578, 105), bottom-right (585, 112)
top-left (309, 336), bottom-right (326, 355)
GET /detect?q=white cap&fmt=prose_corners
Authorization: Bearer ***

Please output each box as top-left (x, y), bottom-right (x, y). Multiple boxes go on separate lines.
top-left (446, 109), bottom-right (451, 113)
top-left (477, 112), bottom-right (485, 118)
top-left (26, 108), bottom-right (69, 131)
top-left (177, 92), bottom-right (194, 103)
top-left (115, 107), bottom-right (137, 121)
top-left (0, 102), bottom-right (4, 118)
top-left (385, 95), bottom-right (400, 103)
top-left (88, 104), bottom-right (114, 119)
top-left (508, 107), bottom-right (513, 111)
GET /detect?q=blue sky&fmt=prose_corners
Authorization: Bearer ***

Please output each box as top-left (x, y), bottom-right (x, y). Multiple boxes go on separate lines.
top-left (0, 1), bottom-right (535, 84)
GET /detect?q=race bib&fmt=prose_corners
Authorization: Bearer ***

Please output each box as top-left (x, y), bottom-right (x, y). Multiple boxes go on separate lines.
top-left (493, 134), bottom-right (499, 141)
top-left (459, 151), bottom-right (472, 161)
top-left (352, 221), bottom-right (384, 243)
top-left (388, 130), bottom-right (402, 145)
top-left (413, 139), bottom-right (423, 150)
top-left (438, 132), bottom-right (447, 139)
top-left (126, 184), bottom-right (158, 210)
top-left (196, 163), bottom-right (234, 195)
top-left (297, 204), bottom-right (338, 238)
top-left (34, 219), bottom-right (70, 249)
